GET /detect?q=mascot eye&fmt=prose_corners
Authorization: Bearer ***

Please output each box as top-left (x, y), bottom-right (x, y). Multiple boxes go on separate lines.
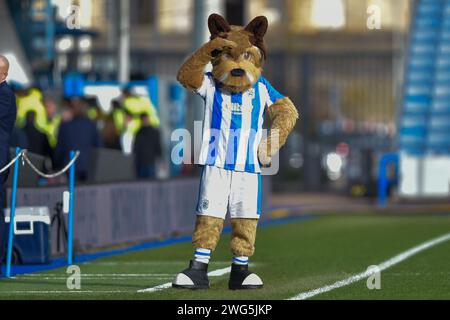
top-left (243, 52), bottom-right (252, 60)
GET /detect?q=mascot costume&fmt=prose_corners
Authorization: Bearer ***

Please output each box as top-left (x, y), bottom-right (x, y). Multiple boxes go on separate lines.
top-left (173, 14), bottom-right (298, 290)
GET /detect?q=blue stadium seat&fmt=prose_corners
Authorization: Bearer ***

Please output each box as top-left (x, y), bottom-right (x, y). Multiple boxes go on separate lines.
top-left (400, 0), bottom-right (450, 155)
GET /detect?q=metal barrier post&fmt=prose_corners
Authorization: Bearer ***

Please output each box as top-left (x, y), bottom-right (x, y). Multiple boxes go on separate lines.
top-left (67, 150), bottom-right (76, 265)
top-left (6, 148), bottom-right (21, 278)
top-left (377, 153), bottom-right (399, 207)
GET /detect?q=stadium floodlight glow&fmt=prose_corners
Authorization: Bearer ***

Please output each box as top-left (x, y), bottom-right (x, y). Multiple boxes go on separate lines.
top-left (52, 0), bottom-right (72, 19)
top-left (289, 153), bottom-right (303, 169)
top-left (79, 36), bottom-right (92, 52)
top-left (326, 152), bottom-right (343, 173)
top-left (57, 36), bottom-right (74, 52)
top-left (311, 0), bottom-right (346, 29)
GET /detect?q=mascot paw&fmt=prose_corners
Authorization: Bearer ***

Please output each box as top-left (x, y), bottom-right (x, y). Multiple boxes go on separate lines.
top-left (258, 140), bottom-right (271, 166)
top-left (228, 264), bottom-right (263, 290)
top-left (172, 260), bottom-right (210, 289)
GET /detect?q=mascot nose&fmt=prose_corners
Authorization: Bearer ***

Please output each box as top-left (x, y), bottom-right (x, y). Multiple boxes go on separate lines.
top-left (231, 68), bottom-right (245, 77)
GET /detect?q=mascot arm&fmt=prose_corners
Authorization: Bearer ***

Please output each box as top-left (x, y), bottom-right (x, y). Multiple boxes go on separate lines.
top-left (177, 37), bottom-right (236, 91)
top-left (258, 97), bottom-right (299, 165)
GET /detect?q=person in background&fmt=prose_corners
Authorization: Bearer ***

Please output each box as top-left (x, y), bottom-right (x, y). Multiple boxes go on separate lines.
top-left (15, 86), bottom-right (47, 131)
top-left (23, 111), bottom-right (53, 175)
top-left (101, 115), bottom-right (121, 150)
top-left (85, 97), bottom-right (103, 123)
top-left (55, 97), bottom-right (101, 182)
top-left (23, 111), bottom-right (52, 158)
top-left (133, 113), bottom-right (162, 179)
top-left (9, 127), bottom-right (28, 150)
top-left (120, 86), bottom-right (160, 134)
top-left (43, 96), bottom-right (61, 149)
top-left (111, 99), bottom-right (125, 134)
top-left (120, 110), bottom-right (135, 155)
top-left (60, 98), bottom-right (74, 123)
top-left (0, 55), bottom-right (17, 277)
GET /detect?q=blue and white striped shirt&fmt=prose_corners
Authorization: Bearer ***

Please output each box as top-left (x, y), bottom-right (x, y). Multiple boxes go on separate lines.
top-left (195, 73), bottom-right (285, 173)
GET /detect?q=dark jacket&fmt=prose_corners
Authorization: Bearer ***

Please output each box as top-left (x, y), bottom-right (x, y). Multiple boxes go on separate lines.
top-left (0, 81), bottom-right (17, 182)
top-left (133, 125), bottom-right (162, 167)
top-left (55, 116), bottom-right (101, 177)
top-left (24, 124), bottom-right (51, 157)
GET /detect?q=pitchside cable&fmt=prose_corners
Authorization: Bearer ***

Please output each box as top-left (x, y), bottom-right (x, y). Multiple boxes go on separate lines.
top-left (3, 149), bottom-right (80, 277)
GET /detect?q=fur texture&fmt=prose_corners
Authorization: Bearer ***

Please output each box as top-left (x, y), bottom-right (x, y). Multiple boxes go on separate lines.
top-left (177, 14), bottom-right (268, 93)
top-left (258, 97), bottom-right (299, 165)
top-left (179, 14), bottom-right (298, 258)
top-left (177, 36), bottom-right (237, 90)
top-left (230, 218), bottom-right (259, 257)
top-left (192, 215), bottom-right (224, 250)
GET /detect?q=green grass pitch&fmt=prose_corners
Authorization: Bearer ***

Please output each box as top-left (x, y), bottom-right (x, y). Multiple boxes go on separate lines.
top-left (1, 212), bottom-right (449, 300)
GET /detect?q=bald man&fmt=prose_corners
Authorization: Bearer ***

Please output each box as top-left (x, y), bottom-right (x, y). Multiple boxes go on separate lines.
top-left (0, 55), bottom-right (17, 277)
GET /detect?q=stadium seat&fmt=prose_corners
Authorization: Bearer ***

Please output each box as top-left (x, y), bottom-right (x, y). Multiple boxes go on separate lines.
top-left (400, 0), bottom-right (450, 155)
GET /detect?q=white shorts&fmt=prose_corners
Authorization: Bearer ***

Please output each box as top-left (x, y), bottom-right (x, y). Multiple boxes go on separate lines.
top-left (196, 165), bottom-right (262, 220)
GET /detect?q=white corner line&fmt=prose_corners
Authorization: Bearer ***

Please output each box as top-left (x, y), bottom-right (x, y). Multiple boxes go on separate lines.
top-left (0, 290), bottom-right (130, 294)
top-left (137, 266), bottom-right (231, 293)
top-left (289, 231), bottom-right (450, 300)
top-left (288, 233), bottom-right (450, 300)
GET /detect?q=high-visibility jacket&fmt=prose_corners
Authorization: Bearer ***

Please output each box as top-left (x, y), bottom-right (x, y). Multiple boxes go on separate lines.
top-left (16, 91), bottom-right (47, 132)
top-left (113, 95), bottom-right (160, 135)
top-left (123, 95), bottom-right (160, 132)
top-left (87, 107), bottom-right (99, 121)
top-left (112, 107), bottom-right (125, 133)
top-left (43, 115), bottom-right (61, 148)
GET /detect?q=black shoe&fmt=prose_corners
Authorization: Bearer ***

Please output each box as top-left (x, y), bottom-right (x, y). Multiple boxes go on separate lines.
top-left (172, 260), bottom-right (210, 289)
top-left (228, 263), bottom-right (263, 290)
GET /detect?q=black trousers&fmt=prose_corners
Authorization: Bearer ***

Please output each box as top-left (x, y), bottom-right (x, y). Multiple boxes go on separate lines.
top-left (1, 146), bottom-right (11, 267)
top-left (0, 181), bottom-right (5, 264)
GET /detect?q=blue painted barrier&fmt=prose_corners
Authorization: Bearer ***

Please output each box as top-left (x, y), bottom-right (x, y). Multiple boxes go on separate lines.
top-left (68, 150), bottom-right (76, 265)
top-left (377, 153), bottom-right (399, 207)
top-left (5, 149), bottom-right (79, 277)
top-left (6, 148), bottom-right (21, 277)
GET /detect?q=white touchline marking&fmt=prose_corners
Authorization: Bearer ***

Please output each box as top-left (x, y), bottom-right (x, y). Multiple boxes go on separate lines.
top-left (87, 261), bottom-right (191, 266)
top-left (0, 290), bottom-right (131, 294)
top-left (17, 277), bottom-right (172, 281)
top-left (24, 273), bottom-right (173, 277)
top-left (137, 266), bottom-right (232, 293)
top-left (80, 261), bottom-right (231, 266)
top-left (289, 231), bottom-right (450, 300)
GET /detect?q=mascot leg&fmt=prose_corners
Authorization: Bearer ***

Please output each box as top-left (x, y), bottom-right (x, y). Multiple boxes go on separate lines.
top-left (172, 215), bottom-right (224, 289)
top-left (228, 218), bottom-right (263, 290)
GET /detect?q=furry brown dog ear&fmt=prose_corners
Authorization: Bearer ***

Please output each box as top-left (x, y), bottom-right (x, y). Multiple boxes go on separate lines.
top-left (245, 16), bottom-right (268, 39)
top-left (245, 16), bottom-right (268, 59)
top-left (208, 14), bottom-right (231, 39)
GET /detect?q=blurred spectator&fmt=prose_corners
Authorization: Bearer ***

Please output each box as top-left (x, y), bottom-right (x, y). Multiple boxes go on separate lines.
top-left (15, 86), bottom-right (47, 131)
top-left (114, 87), bottom-right (160, 135)
top-left (61, 106), bottom-right (73, 123)
top-left (120, 110), bottom-right (135, 155)
top-left (43, 96), bottom-right (61, 149)
top-left (85, 97), bottom-right (103, 122)
top-left (23, 111), bottom-right (52, 158)
top-left (55, 98), bottom-right (101, 182)
top-left (9, 127), bottom-right (28, 150)
top-left (101, 115), bottom-right (121, 150)
top-left (133, 113), bottom-right (162, 179)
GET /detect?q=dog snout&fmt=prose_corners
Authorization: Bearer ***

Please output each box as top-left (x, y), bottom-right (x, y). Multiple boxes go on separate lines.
top-left (230, 68), bottom-right (245, 77)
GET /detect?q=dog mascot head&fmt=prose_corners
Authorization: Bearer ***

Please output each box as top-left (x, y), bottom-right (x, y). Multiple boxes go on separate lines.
top-left (207, 14), bottom-right (268, 93)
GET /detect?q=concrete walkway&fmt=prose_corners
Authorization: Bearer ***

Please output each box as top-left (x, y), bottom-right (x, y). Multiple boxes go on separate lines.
top-left (270, 193), bottom-right (450, 217)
